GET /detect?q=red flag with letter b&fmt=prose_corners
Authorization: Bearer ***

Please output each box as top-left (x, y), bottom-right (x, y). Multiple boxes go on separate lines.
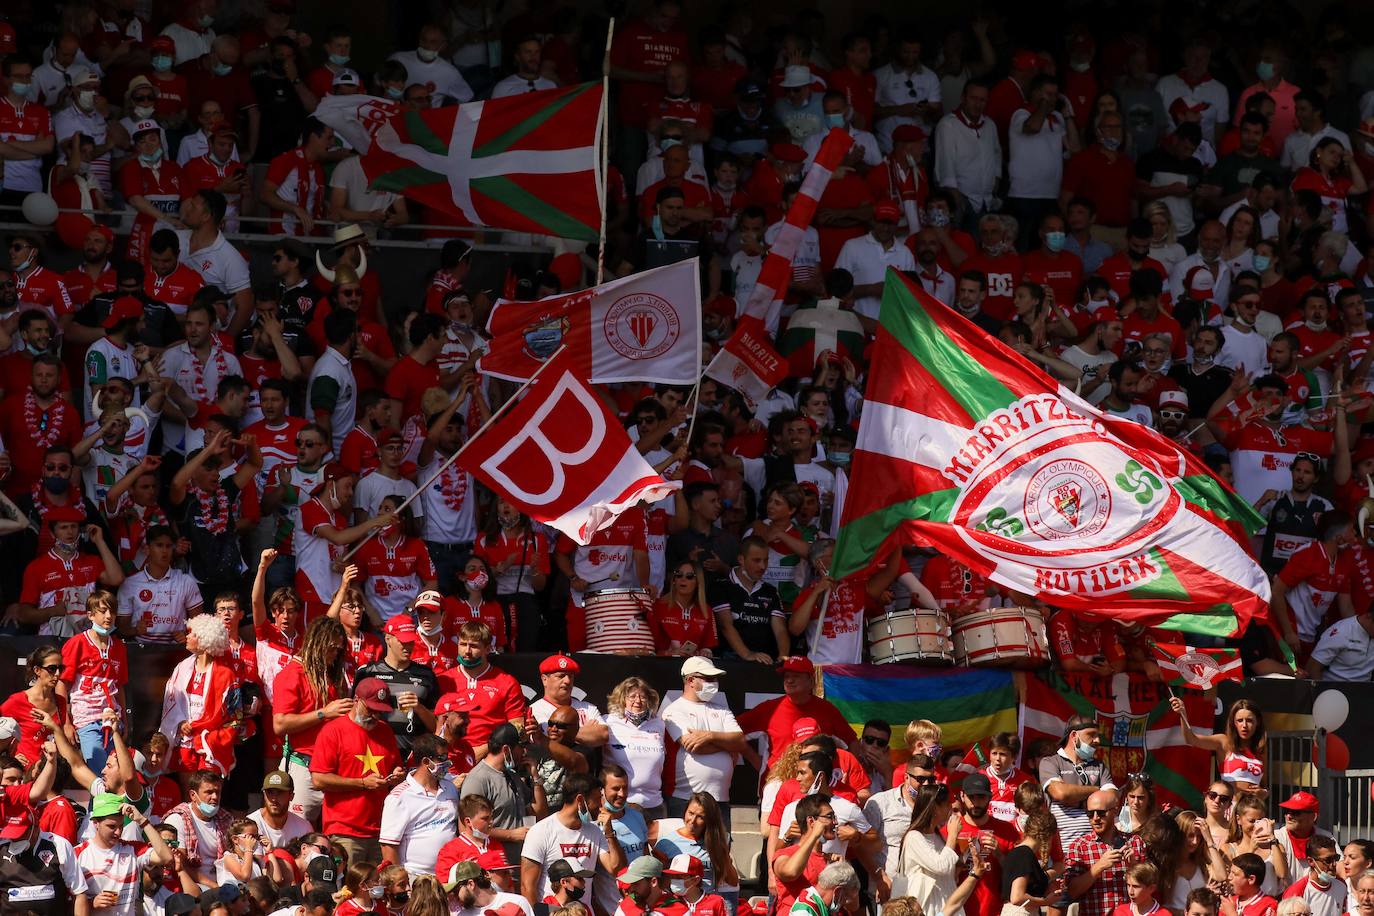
top-left (457, 349), bottom-right (681, 544)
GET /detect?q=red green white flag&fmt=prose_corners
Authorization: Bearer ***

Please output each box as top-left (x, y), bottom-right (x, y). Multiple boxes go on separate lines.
top-left (1020, 671), bottom-right (1213, 807)
top-left (832, 271), bottom-right (1271, 633)
top-left (1150, 639), bottom-right (1243, 689)
top-left (358, 83), bottom-right (604, 240)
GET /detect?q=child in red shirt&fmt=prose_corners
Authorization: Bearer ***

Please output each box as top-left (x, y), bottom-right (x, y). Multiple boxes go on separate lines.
top-left (1110, 862), bottom-right (1173, 916)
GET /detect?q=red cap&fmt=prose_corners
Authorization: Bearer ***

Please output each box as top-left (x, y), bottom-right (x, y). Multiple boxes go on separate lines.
top-left (0, 23), bottom-right (16, 55)
top-left (103, 295), bottom-right (143, 329)
top-left (311, 462), bottom-right (355, 495)
top-left (770, 143), bottom-right (807, 163)
top-left (892, 124), bottom-right (927, 143)
top-left (435, 693), bottom-right (468, 717)
top-left (797, 481), bottom-right (820, 499)
top-left (663, 854), bottom-right (704, 878)
top-left (384, 615), bottom-right (418, 643)
top-left (540, 654), bottom-right (579, 675)
top-left (1168, 97), bottom-right (1209, 121)
top-left (210, 123), bottom-right (239, 140)
top-left (477, 848), bottom-right (518, 870)
top-left (414, 589), bottom-right (444, 613)
top-left (1011, 50), bottom-right (1040, 71)
top-left (1279, 791), bottom-right (1319, 813)
top-left (151, 35), bottom-right (176, 53)
top-left (46, 506), bottom-right (84, 524)
top-left (89, 225), bottom-right (115, 244)
top-left (1185, 266), bottom-right (1215, 297)
top-left (353, 676), bottom-right (393, 713)
top-left (874, 201), bottom-right (902, 222)
top-left (1352, 438), bottom-right (1374, 467)
top-left (792, 717), bottom-right (820, 741)
top-left (780, 656), bottom-right (815, 675)
top-left (0, 809), bottom-right (31, 841)
top-left (376, 426), bottom-right (403, 446)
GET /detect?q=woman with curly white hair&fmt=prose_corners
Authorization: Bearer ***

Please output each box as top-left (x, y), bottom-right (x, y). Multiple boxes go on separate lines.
top-left (159, 613), bottom-right (243, 780)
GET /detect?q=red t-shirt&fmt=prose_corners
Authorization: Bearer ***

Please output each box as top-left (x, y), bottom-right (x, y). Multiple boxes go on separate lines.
top-left (148, 72), bottom-right (190, 121)
top-left (0, 691), bottom-right (69, 767)
top-left (146, 264), bottom-right (205, 315)
top-left (638, 177), bottom-right (711, 228)
top-left (1049, 610), bottom-right (1126, 666)
top-left (1021, 249), bottom-right (1084, 312)
top-left (271, 659), bottom-right (340, 757)
top-left (61, 266), bottom-right (117, 309)
top-left (384, 355), bottom-right (442, 423)
top-left (772, 845), bottom-right (828, 914)
top-left (960, 252), bottom-right (1023, 321)
top-left (648, 597), bottom-right (718, 653)
top-left (339, 427), bottom-right (381, 476)
top-left (1097, 253), bottom-right (1168, 302)
top-left (435, 663), bottom-right (526, 750)
top-left (692, 62), bottom-right (748, 113)
top-left (828, 69), bottom-right (877, 127)
top-left (942, 816), bottom-right (1022, 916)
top-left (609, 21), bottom-right (689, 127)
top-left (736, 695), bottom-right (854, 767)
top-left (1061, 146), bottom-right (1136, 227)
top-left (310, 715), bottom-right (401, 837)
top-left (1121, 310), bottom-right (1187, 360)
top-left (184, 64), bottom-right (258, 122)
top-left (815, 172), bottom-right (875, 271)
top-left (38, 795), bottom-right (79, 844)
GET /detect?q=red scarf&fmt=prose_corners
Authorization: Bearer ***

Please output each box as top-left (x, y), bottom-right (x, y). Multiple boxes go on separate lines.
top-left (187, 342), bottom-right (231, 406)
top-left (188, 482), bottom-right (231, 535)
top-left (955, 109), bottom-right (985, 134)
top-left (24, 390), bottom-right (66, 448)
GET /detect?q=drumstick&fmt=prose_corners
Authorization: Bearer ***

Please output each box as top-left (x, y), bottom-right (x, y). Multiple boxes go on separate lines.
top-left (340, 345), bottom-right (568, 564)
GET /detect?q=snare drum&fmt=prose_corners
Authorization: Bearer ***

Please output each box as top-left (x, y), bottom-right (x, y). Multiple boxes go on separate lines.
top-left (583, 588), bottom-right (655, 655)
top-left (951, 606), bottom-right (1050, 668)
top-left (866, 607), bottom-right (954, 665)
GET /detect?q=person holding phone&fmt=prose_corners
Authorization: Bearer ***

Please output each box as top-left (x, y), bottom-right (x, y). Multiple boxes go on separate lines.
top-left (1065, 790), bottom-right (1147, 916)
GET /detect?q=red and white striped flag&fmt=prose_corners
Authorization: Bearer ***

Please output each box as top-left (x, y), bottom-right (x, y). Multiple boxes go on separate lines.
top-left (706, 128), bottom-right (854, 406)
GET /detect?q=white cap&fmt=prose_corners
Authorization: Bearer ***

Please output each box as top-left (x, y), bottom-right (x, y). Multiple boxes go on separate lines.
top-left (780, 65), bottom-right (812, 89)
top-left (131, 119), bottom-right (160, 136)
top-left (1158, 389), bottom-right (1189, 410)
top-left (681, 656), bottom-right (726, 678)
top-left (67, 66), bottom-right (97, 88)
top-left (0, 718), bottom-right (16, 740)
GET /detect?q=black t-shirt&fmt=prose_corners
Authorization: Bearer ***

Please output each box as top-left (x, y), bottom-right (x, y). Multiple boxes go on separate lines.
top-left (251, 73), bottom-right (309, 163)
top-left (1135, 148), bottom-right (1205, 189)
top-left (354, 659), bottom-right (443, 753)
top-left (706, 572), bottom-right (783, 654)
top-left (1001, 844), bottom-right (1049, 900)
top-left (175, 477), bottom-right (244, 586)
top-left (1169, 361), bottom-right (1233, 419)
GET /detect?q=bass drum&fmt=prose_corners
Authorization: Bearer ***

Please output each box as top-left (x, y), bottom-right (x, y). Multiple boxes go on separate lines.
top-left (951, 606), bottom-right (1051, 668)
top-left (583, 588), bottom-right (656, 655)
top-left (866, 607), bottom-right (953, 665)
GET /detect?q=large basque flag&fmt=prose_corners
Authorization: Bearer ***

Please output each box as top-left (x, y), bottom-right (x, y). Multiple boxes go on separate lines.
top-left (833, 271), bottom-right (1271, 634)
top-left (358, 83), bottom-right (604, 240)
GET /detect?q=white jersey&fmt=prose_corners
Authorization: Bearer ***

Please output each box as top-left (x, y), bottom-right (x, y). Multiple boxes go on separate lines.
top-left (418, 454), bottom-right (476, 544)
top-left (307, 347), bottom-right (356, 453)
top-left (74, 838), bottom-right (155, 916)
top-left (117, 566), bottom-right (203, 644)
top-left (378, 773), bottom-right (460, 876)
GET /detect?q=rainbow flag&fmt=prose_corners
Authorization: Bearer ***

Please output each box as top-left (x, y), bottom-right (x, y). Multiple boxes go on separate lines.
top-left (821, 665), bottom-right (1018, 761)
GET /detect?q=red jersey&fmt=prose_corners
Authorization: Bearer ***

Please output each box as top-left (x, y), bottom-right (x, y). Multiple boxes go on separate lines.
top-left (983, 765), bottom-right (1032, 823)
top-left (814, 172), bottom-right (875, 271)
top-left (435, 663), bottom-right (526, 750)
top-left (648, 597), bottom-right (718, 653)
top-left (265, 148), bottom-right (325, 236)
top-left (1021, 249), bottom-right (1084, 314)
top-left (410, 629), bottom-right (462, 675)
top-left (182, 153), bottom-right (246, 207)
top-left (61, 265), bottom-right (117, 309)
top-left (149, 72), bottom-right (190, 122)
top-left (772, 846), bottom-right (828, 914)
top-left (38, 794), bottom-right (79, 844)
top-left (960, 252), bottom-right (1023, 320)
top-left (1061, 146), bottom-right (1136, 227)
top-left (443, 597), bottom-right (510, 652)
top-left (59, 630), bottom-right (128, 729)
top-left (1121, 310), bottom-right (1187, 360)
top-left (354, 535), bottom-right (438, 623)
top-left (383, 355), bottom-right (442, 424)
top-left (651, 96), bottom-right (714, 136)
top-left (828, 69), bottom-right (877, 127)
top-left (310, 715), bottom-right (400, 837)
top-left (342, 630), bottom-right (385, 683)
top-left (145, 263), bottom-right (205, 316)
top-left (270, 659), bottom-right (341, 758)
top-left (638, 177), bottom-right (711, 228)
top-left (0, 99), bottom-right (52, 193)
top-left (20, 548), bottom-right (103, 634)
top-left (1279, 541), bottom-right (1348, 641)
top-left (866, 157), bottom-right (929, 214)
top-left (339, 427), bottom-right (382, 476)
top-left (942, 815), bottom-right (1022, 916)
top-left (920, 553), bottom-right (992, 613)
top-left (119, 159), bottom-right (184, 264)
top-left (1049, 609), bottom-right (1126, 666)
top-left (1097, 253), bottom-right (1169, 303)
top-left (15, 266), bottom-right (74, 324)
top-left (609, 21), bottom-right (689, 127)
top-left (0, 691), bottom-right (68, 767)
top-left (142, 772), bottom-right (183, 818)
top-left (737, 694), bottom-right (854, 767)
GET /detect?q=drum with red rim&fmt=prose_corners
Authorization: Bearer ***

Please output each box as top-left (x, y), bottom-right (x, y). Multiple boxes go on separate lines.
top-left (951, 606), bottom-right (1050, 668)
top-left (584, 588), bottom-right (656, 655)
top-left (866, 607), bottom-right (954, 665)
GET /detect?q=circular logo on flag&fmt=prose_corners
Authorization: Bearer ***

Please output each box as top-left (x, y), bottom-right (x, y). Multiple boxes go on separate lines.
top-left (1175, 650), bottom-right (1221, 686)
top-left (1022, 458), bottom-right (1112, 540)
top-left (603, 292), bottom-right (680, 360)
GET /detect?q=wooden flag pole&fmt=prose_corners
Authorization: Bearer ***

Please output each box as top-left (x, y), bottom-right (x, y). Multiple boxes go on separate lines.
top-left (339, 346), bottom-right (569, 565)
top-left (596, 18), bottom-right (616, 286)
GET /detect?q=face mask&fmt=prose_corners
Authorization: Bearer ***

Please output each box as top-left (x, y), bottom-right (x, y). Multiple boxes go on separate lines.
top-left (1070, 59), bottom-right (1091, 73)
top-left (417, 47), bottom-right (439, 63)
top-left (825, 112), bottom-right (845, 128)
top-left (139, 148), bottom-right (164, 166)
top-left (1253, 255), bottom-right (1272, 272)
top-left (390, 893), bottom-right (409, 906)
top-left (578, 804), bottom-right (593, 826)
top-left (565, 886), bottom-right (585, 901)
top-left (211, 61), bottom-right (232, 77)
top-left (1075, 741), bottom-right (1098, 762)
top-left (15, 256), bottom-right (33, 275)
top-left (196, 801), bottom-right (220, 818)
top-left (419, 619), bottom-right (443, 637)
top-left (696, 681), bottom-right (719, 702)
top-left (502, 748), bottom-right (517, 773)
top-left (1313, 869), bottom-right (1333, 889)
top-left (465, 570), bottom-right (489, 591)
top-left (1307, 318), bottom-right (1328, 331)
top-left (660, 137), bottom-right (682, 152)
top-left (77, 163), bottom-right (90, 177)
top-left (927, 208), bottom-right (950, 227)
top-left (470, 825), bottom-right (489, 841)
top-left (152, 55), bottom-right (173, 73)
top-left (1100, 136), bottom-right (1122, 151)
top-left (1257, 61), bottom-right (1276, 81)
top-left (1045, 231), bottom-right (1067, 253)
top-left (134, 105), bottom-right (155, 119)
top-left (670, 880), bottom-right (689, 896)
top-left (984, 241), bottom-right (1007, 257)
top-left (77, 90), bottom-right (96, 109)
top-left (329, 53), bottom-right (351, 67)
top-left (427, 760), bottom-right (452, 779)
top-left (825, 448), bottom-right (851, 467)
top-left (44, 477), bottom-right (71, 495)
top-left (386, 86), bottom-right (404, 99)
top-left (604, 800), bottom-right (625, 813)
top-left (55, 540), bottom-right (78, 556)
top-left (10, 82), bottom-right (32, 100)
top-left (369, 887), bottom-right (387, 901)
top-left (198, 14), bottom-right (214, 27)
top-left (91, 621), bottom-right (115, 636)
top-left (624, 709), bottom-right (651, 726)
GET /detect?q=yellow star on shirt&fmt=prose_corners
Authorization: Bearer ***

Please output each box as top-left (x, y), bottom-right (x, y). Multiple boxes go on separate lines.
top-left (355, 745), bottom-right (384, 776)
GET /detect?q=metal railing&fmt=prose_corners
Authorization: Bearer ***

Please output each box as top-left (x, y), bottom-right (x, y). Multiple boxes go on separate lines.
top-left (1268, 729), bottom-right (1374, 842)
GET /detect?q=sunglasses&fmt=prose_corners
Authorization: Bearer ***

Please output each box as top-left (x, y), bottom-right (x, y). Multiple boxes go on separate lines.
top-left (1205, 791), bottom-right (1232, 803)
top-left (861, 735), bottom-right (888, 746)
top-left (132, 94), bottom-right (156, 103)
top-left (673, 571), bottom-right (697, 579)
top-left (1159, 409), bottom-right (1186, 420)
top-left (1086, 809), bottom-right (1112, 818)
top-left (547, 720), bottom-right (579, 729)
top-left (908, 774), bottom-right (936, 785)
top-left (37, 663), bottom-right (64, 675)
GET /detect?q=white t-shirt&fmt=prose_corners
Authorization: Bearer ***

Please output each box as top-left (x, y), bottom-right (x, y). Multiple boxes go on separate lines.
top-left (418, 455), bottom-right (477, 544)
top-left (307, 347), bottom-right (357, 453)
top-left (604, 713), bottom-right (666, 808)
top-left (1007, 108), bottom-right (1068, 199)
top-left (490, 74), bottom-right (558, 98)
top-left (779, 794), bottom-right (870, 856)
top-left (379, 773), bottom-right (460, 876)
top-left (173, 230), bottom-right (251, 295)
top-left (74, 838), bottom-right (155, 916)
top-left (160, 22), bottom-right (215, 65)
top-left (1104, 402), bottom-right (1154, 426)
top-left (1218, 324), bottom-right (1269, 377)
top-left (659, 695), bottom-right (741, 800)
top-left (116, 566), bottom-right (203, 644)
top-left (834, 232), bottom-right (916, 320)
top-left (453, 892), bottom-right (536, 916)
top-left (521, 814), bottom-right (608, 900)
top-left (355, 471), bottom-right (419, 520)
top-left (873, 64), bottom-right (941, 151)
top-left (328, 154), bottom-right (398, 215)
top-left (387, 51), bottom-right (475, 104)
top-left (530, 697), bottom-right (605, 731)
top-left (246, 809), bottom-right (313, 850)
top-left (1311, 615), bottom-right (1374, 681)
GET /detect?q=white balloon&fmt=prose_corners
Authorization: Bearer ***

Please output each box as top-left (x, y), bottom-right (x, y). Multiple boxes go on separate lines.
top-left (1313, 689), bottom-right (1350, 732)
top-left (20, 192), bottom-right (59, 227)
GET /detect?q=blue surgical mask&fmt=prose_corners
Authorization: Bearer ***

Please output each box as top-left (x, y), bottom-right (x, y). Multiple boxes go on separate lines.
top-left (1075, 741), bottom-right (1098, 762)
top-left (139, 148), bottom-right (164, 166)
top-left (825, 112), bottom-right (845, 128)
top-left (1100, 136), bottom-right (1122, 152)
top-left (1257, 61), bottom-right (1276, 81)
top-left (152, 55), bottom-right (173, 73)
top-left (197, 801), bottom-right (220, 817)
top-left (9, 82), bottom-right (32, 100)
top-left (329, 53), bottom-right (351, 67)
top-left (1253, 255), bottom-right (1272, 272)
top-left (1045, 231), bottom-right (1067, 253)
top-left (578, 804), bottom-right (593, 826)
top-left (604, 800), bottom-right (625, 814)
top-left (198, 14), bottom-right (214, 27)
top-left (91, 622), bottom-right (115, 636)
top-left (211, 61), bottom-right (232, 77)
top-left (386, 86), bottom-right (404, 100)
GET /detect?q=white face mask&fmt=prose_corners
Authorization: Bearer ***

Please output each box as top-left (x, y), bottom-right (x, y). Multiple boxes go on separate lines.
top-left (669, 880), bottom-right (689, 896)
top-left (77, 90), bottom-right (96, 109)
top-left (417, 47), bottom-right (439, 63)
top-left (134, 105), bottom-right (155, 119)
top-left (695, 681), bottom-right (719, 702)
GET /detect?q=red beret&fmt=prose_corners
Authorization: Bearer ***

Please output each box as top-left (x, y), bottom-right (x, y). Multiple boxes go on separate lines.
top-left (540, 654), bottom-right (579, 675)
top-left (892, 124), bottom-right (928, 143)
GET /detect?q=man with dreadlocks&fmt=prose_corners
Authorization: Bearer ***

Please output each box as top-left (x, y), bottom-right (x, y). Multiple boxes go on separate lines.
top-left (271, 616), bottom-right (354, 822)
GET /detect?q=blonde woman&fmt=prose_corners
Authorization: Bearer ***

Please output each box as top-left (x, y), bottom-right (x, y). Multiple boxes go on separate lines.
top-left (605, 677), bottom-right (667, 816)
top-left (159, 614), bottom-right (239, 780)
top-left (1145, 201), bottom-right (1187, 272)
top-left (1168, 809), bottom-right (1228, 910)
top-left (1226, 793), bottom-right (1288, 896)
